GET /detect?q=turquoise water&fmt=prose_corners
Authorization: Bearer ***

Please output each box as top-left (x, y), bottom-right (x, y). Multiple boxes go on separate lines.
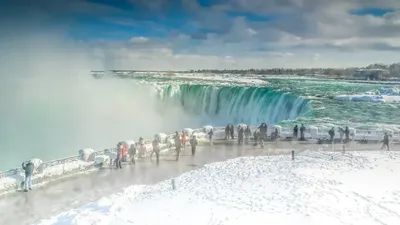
top-left (1, 74), bottom-right (399, 171)
top-left (152, 76), bottom-right (400, 131)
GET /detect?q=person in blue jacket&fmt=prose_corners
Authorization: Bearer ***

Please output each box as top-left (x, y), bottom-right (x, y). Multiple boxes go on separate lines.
top-left (22, 161), bottom-right (34, 192)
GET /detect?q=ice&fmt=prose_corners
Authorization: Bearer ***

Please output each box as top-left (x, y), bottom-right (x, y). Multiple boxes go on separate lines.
top-left (0, 160), bottom-right (94, 193)
top-left (29, 158), bottom-right (44, 170)
top-left (154, 133), bottom-right (168, 143)
top-left (173, 73), bottom-right (269, 86)
top-left (1, 125), bottom-right (398, 195)
top-left (183, 128), bottom-right (194, 135)
top-left (78, 148), bottom-right (95, 162)
top-left (335, 94), bottom-right (400, 103)
top-left (203, 125), bottom-right (213, 133)
top-left (35, 151), bottom-right (400, 225)
top-left (94, 155), bottom-right (110, 167)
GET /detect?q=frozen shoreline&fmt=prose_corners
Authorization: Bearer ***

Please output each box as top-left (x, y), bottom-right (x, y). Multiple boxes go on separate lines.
top-left (1, 125), bottom-right (398, 195)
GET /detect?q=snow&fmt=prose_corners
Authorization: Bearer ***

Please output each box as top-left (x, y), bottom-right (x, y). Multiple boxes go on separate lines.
top-left (0, 160), bottom-right (94, 193)
top-left (35, 160), bottom-right (93, 179)
top-left (79, 148), bottom-right (95, 162)
top-left (1, 125), bottom-right (398, 195)
top-left (173, 73), bottom-right (269, 86)
top-left (29, 158), bottom-right (44, 169)
top-left (154, 133), bottom-right (168, 143)
top-left (183, 128), bottom-right (194, 135)
top-left (35, 150), bottom-right (400, 225)
top-left (335, 94), bottom-right (400, 103)
top-left (94, 155), bottom-right (110, 167)
top-left (203, 125), bottom-right (213, 133)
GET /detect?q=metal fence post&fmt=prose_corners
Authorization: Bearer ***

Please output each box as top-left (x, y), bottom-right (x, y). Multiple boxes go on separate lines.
top-left (171, 178), bottom-right (176, 190)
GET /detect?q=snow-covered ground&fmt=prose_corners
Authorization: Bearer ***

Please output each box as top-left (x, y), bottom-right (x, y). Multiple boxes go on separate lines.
top-left (35, 150), bottom-right (400, 225)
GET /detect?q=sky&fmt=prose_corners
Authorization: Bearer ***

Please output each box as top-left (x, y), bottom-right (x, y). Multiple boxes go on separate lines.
top-left (0, 0), bottom-right (400, 70)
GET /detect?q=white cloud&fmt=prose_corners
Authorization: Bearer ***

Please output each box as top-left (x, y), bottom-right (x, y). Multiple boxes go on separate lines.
top-left (269, 52), bottom-right (295, 58)
top-left (130, 36), bottom-right (149, 43)
top-left (1, 0), bottom-right (400, 69)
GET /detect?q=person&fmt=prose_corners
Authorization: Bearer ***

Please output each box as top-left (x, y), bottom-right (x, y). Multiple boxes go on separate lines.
top-left (238, 125), bottom-right (244, 145)
top-left (181, 131), bottom-right (187, 148)
top-left (138, 137), bottom-right (146, 158)
top-left (271, 128), bottom-right (279, 141)
top-left (344, 126), bottom-right (350, 143)
top-left (253, 130), bottom-right (259, 146)
top-left (121, 144), bottom-right (127, 162)
top-left (208, 129), bottom-right (214, 144)
top-left (258, 123), bottom-right (267, 141)
top-left (328, 127), bottom-right (335, 142)
top-left (381, 133), bottom-right (390, 150)
top-left (293, 125), bottom-right (298, 139)
top-left (230, 124), bottom-right (235, 139)
top-left (22, 160), bottom-right (34, 192)
top-left (151, 138), bottom-right (161, 165)
top-left (225, 124), bottom-right (230, 140)
top-left (300, 124), bottom-right (306, 141)
top-left (244, 125), bottom-right (251, 144)
top-left (338, 127), bottom-right (345, 142)
top-left (128, 143), bottom-right (136, 165)
top-left (115, 143), bottom-right (123, 169)
top-left (174, 131), bottom-right (181, 161)
top-left (190, 135), bottom-right (199, 156)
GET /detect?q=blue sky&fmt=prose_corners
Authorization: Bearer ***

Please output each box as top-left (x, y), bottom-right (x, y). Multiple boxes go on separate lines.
top-left (1, 0), bottom-right (400, 69)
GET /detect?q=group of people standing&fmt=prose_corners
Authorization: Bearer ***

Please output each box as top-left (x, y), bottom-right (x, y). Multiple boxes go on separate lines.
top-left (114, 137), bottom-right (147, 169)
top-left (224, 124), bottom-right (251, 145)
top-left (292, 124), bottom-right (306, 140)
top-left (113, 130), bottom-right (202, 169)
top-left (224, 123), bottom-right (281, 146)
top-left (327, 126), bottom-right (351, 143)
top-left (172, 131), bottom-right (200, 161)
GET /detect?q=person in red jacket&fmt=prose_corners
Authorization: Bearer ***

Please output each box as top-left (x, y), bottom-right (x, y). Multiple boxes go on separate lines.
top-left (182, 132), bottom-right (187, 148)
top-left (121, 144), bottom-right (127, 162)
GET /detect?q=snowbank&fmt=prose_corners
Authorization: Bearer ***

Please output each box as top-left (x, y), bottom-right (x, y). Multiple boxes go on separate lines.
top-left (94, 155), bottom-right (111, 168)
top-left (79, 148), bottom-right (95, 162)
top-left (183, 128), bottom-right (194, 135)
top-left (0, 159), bottom-right (95, 193)
top-left (202, 125), bottom-right (213, 133)
top-left (154, 133), bottom-right (168, 143)
top-left (29, 158), bottom-right (44, 170)
top-left (36, 151), bottom-right (400, 225)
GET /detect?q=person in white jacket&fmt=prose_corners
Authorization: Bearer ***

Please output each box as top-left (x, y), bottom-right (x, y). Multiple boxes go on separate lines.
top-left (189, 135), bottom-right (199, 156)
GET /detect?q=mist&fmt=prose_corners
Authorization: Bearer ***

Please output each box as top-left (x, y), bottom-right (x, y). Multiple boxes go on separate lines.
top-left (0, 32), bottom-right (199, 170)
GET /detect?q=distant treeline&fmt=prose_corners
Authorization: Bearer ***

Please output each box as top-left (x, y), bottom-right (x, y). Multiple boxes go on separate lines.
top-left (187, 62), bottom-right (400, 78)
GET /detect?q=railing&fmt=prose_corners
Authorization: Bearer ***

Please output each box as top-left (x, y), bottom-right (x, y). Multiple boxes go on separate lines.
top-left (0, 125), bottom-right (398, 193)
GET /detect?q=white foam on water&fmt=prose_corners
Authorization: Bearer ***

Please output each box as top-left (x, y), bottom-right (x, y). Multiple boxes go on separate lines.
top-left (35, 150), bottom-right (400, 225)
top-left (335, 94), bottom-right (400, 103)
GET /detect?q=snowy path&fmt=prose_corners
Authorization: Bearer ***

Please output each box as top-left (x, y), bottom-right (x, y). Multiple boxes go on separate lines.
top-left (0, 143), bottom-right (294, 225)
top-left (37, 150), bottom-right (400, 225)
